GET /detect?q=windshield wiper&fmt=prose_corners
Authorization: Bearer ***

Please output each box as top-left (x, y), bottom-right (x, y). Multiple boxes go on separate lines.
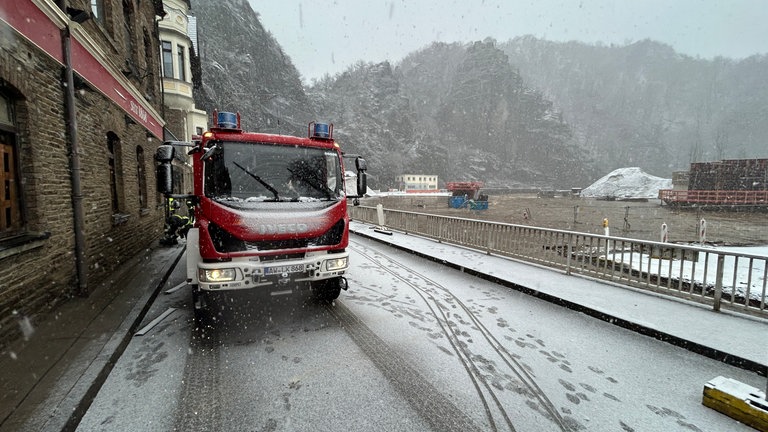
top-left (287, 167), bottom-right (333, 200)
top-left (232, 161), bottom-right (280, 201)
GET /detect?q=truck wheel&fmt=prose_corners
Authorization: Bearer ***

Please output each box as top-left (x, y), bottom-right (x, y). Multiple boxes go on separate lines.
top-left (191, 286), bottom-right (213, 329)
top-left (314, 277), bottom-right (342, 302)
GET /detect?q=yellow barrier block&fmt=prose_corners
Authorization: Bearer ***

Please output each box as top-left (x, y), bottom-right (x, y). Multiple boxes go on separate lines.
top-left (702, 376), bottom-right (768, 431)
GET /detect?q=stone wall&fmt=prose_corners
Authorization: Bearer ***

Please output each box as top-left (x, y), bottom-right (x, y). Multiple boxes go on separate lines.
top-left (0, 1), bottom-right (166, 346)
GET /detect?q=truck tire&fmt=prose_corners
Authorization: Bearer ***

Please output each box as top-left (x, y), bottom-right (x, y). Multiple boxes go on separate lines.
top-left (191, 286), bottom-right (212, 329)
top-left (313, 277), bottom-right (342, 302)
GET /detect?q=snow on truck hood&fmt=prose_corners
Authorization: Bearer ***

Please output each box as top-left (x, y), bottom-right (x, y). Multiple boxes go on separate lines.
top-left (202, 198), bottom-right (344, 239)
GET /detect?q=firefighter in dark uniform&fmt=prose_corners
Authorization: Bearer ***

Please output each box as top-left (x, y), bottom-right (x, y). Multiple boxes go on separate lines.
top-left (160, 198), bottom-right (192, 246)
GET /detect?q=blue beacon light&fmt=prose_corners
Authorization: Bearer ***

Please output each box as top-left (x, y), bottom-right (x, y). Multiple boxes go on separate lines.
top-left (217, 112), bottom-right (239, 129)
top-left (309, 122), bottom-right (332, 139)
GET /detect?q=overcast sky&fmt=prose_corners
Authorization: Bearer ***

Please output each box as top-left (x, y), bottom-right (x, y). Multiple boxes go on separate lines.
top-left (251, 0), bottom-right (768, 83)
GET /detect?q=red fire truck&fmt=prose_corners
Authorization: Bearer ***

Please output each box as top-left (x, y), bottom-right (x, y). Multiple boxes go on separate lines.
top-left (155, 111), bottom-right (367, 315)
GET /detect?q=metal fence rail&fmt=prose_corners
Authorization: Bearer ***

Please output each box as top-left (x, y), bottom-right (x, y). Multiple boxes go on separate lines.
top-left (349, 205), bottom-right (768, 318)
top-left (659, 189), bottom-right (768, 206)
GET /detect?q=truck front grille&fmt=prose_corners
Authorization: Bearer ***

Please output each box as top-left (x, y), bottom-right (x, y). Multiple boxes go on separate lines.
top-left (245, 239), bottom-right (308, 251)
top-left (208, 219), bottom-right (345, 253)
top-left (258, 253), bottom-right (306, 262)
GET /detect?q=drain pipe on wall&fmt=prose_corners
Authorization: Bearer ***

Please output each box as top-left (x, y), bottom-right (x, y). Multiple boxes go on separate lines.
top-left (62, 8), bottom-right (89, 297)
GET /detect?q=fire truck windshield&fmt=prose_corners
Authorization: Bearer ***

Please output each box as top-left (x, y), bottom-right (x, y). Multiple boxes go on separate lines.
top-left (204, 141), bottom-right (342, 204)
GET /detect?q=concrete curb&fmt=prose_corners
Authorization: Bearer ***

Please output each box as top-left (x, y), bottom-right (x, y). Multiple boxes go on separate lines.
top-left (53, 245), bottom-right (185, 432)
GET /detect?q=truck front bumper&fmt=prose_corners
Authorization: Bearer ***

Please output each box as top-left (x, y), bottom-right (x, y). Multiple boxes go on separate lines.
top-left (196, 251), bottom-right (348, 292)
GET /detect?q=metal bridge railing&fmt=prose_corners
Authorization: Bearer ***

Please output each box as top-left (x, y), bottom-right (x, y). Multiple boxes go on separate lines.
top-left (349, 205), bottom-right (768, 318)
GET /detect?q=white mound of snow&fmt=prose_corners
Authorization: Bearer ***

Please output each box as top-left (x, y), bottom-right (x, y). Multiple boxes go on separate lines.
top-left (581, 167), bottom-right (672, 199)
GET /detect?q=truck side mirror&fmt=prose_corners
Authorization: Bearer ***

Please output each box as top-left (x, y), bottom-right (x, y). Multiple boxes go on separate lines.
top-left (156, 163), bottom-right (173, 195)
top-left (355, 157), bottom-right (367, 204)
top-left (155, 144), bottom-right (175, 163)
top-left (155, 145), bottom-right (175, 195)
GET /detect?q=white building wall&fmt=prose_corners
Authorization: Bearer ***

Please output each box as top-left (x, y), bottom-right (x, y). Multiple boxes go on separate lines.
top-left (396, 174), bottom-right (439, 191)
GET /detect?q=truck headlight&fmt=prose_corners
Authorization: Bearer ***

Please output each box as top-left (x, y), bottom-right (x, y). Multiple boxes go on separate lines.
top-left (200, 268), bottom-right (237, 282)
top-left (325, 257), bottom-right (348, 271)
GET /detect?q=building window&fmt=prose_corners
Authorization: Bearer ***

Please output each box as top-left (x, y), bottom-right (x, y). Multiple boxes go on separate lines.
top-left (143, 28), bottom-right (155, 92)
top-left (0, 93), bottom-right (21, 238)
top-left (107, 132), bottom-right (124, 214)
top-left (172, 167), bottom-right (183, 195)
top-left (1, 131), bottom-right (21, 237)
top-left (177, 45), bottom-right (186, 81)
top-left (136, 146), bottom-right (148, 210)
top-left (161, 41), bottom-right (173, 78)
top-left (122, 0), bottom-right (134, 58)
top-left (90, 0), bottom-right (105, 24)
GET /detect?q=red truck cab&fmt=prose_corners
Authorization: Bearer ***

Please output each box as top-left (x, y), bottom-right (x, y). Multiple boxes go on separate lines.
top-left (156, 111), bottom-right (367, 314)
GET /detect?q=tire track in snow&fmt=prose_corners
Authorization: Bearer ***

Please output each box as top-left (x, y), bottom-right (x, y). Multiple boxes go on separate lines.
top-left (350, 240), bottom-right (577, 431)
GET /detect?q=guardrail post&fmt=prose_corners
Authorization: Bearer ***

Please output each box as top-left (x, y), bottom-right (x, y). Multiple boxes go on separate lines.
top-left (376, 204), bottom-right (386, 228)
top-left (566, 233), bottom-right (573, 275)
top-left (485, 225), bottom-right (492, 255)
top-left (713, 254), bottom-right (725, 312)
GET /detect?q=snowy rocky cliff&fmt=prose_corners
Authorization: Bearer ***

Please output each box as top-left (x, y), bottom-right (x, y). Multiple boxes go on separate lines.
top-left (191, 1), bottom-right (766, 192)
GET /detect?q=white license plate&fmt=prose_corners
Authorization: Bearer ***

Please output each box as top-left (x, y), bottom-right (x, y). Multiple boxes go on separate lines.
top-left (264, 264), bottom-right (304, 275)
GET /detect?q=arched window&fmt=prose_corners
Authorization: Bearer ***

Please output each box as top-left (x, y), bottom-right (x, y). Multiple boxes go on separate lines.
top-left (0, 92), bottom-right (21, 237)
top-left (136, 145), bottom-right (147, 210)
top-left (107, 132), bottom-right (124, 214)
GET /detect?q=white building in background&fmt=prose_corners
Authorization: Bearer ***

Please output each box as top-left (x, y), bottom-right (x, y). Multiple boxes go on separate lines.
top-left (159, 0), bottom-right (208, 193)
top-left (396, 174), bottom-right (439, 191)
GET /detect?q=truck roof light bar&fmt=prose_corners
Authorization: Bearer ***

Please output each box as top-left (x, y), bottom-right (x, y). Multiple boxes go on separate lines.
top-left (212, 110), bottom-right (241, 130)
top-left (309, 121), bottom-right (333, 140)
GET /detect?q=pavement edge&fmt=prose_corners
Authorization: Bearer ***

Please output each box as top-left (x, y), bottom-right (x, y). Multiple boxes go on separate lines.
top-left (57, 245), bottom-right (186, 432)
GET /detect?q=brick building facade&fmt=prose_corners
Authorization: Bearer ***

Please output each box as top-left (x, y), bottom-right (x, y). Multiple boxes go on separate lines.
top-left (0, 0), bottom-right (167, 344)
